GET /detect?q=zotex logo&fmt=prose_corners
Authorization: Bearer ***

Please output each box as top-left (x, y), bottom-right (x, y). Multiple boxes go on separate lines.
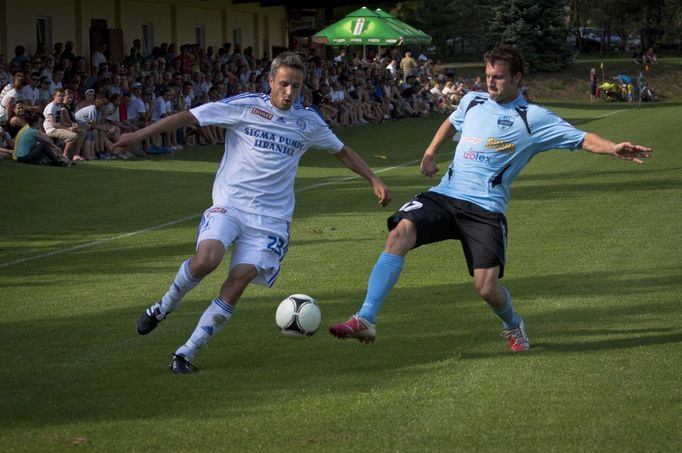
top-left (251, 107), bottom-right (273, 120)
top-left (463, 151), bottom-right (492, 164)
top-left (497, 116), bottom-right (514, 130)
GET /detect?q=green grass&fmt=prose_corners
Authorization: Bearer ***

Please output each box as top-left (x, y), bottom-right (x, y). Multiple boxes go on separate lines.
top-left (1, 104), bottom-right (680, 451)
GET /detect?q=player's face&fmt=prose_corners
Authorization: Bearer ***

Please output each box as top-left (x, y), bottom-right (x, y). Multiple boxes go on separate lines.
top-left (486, 62), bottom-right (522, 104)
top-left (269, 66), bottom-right (304, 111)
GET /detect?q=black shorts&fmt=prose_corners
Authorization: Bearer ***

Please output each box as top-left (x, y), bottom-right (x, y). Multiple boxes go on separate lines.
top-left (387, 191), bottom-right (508, 278)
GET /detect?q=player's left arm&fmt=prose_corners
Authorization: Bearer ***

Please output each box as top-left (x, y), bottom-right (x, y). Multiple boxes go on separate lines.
top-left (581, 132), bottom-right (652, 165)
top-left (335, 145), bottom-right (392, 207)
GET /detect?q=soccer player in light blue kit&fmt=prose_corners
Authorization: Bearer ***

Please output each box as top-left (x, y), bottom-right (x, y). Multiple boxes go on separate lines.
top-left (329, 44), bottom-right (651, 351)
top-left (114, 52), bottom-right (392, 373)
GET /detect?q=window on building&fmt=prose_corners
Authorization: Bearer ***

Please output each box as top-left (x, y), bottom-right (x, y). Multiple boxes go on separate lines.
top-left (36, 16), bottom-right (53, 56)
top-left (141, 23), bottom-right (154, 57)
top-left (195, 25), bottom-right (205, 49)
top-left (233, 28), bottom-right (242, 46)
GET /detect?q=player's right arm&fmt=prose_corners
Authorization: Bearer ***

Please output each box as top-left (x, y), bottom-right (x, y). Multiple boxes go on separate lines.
top-left (113, 110), bottom-right (197, 150)
top-left (421, 117), bottom-right (456, 178)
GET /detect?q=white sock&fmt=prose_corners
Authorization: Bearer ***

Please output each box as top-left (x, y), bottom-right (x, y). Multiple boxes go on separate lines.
top-left (160, 259), bottom-right (202, 315)
top-left (175, 298), bottom-right (234, 361)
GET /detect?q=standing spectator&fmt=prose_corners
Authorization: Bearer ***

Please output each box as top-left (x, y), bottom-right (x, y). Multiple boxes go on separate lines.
top-left (11, 45), bottom-right (30, 68)
top-left (91, 42), bottom-right (108, 72)
top-left (59, 41), bottom-right (77, 67)
top-left (52, 42), bottom-right (64, 61)
top-left (590, 68), bottom-right (598, 102)
top-left (399, 51), bottom-right (418, 79)
top-left (385, 59), bottom-right (399, 80)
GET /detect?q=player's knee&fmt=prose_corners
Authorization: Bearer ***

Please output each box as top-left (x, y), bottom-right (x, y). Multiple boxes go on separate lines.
top-left (226, 264), bottom-right (257, 288)
top-left (474, 281), bottom-right (496, 302)
top-left (190, 255), bottom-right (221, 277)
top-left (384, 221), bottom-right (416, 255)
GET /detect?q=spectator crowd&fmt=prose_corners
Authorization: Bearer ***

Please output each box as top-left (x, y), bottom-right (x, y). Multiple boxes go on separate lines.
top-left (0, 38), bottom-right (483, 166)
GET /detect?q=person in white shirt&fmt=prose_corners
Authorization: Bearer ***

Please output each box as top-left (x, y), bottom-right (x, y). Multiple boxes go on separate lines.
top-left (151, 87), bottom-right (179, 150)
top-left (74, 98), bottom-right (122, 159)
top-left (126, 83), bottom-right (148, 127)
top-left (43, 88), bottom-right (85, 160)
top-left (114, 51), bottom-right (392, 374)
top-left (0, 72), bottom-right (24, 125)
top-left (385, 59), bottom-right (399, 80)
top-left (91, 42), bottom-right (107, 72)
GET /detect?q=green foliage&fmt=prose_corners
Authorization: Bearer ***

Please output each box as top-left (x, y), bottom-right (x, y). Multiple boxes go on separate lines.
top-left (1, 106), bottom-right (681, 450)
top-left (487, 0), bottom-right (573, 72)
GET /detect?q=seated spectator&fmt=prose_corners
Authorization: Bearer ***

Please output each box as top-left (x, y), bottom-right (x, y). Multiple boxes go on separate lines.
top-left (76, 88), bottom-right (96, 111)
top-left (632, 49), bottom-right (643, 65)
top-left (643, 48), bottom-right (657, 65)
top-left (103, 93), bottom-right (134, 133)
top-left (19, 72), bottom-right (42, 113)
top-left (0, 56), bottom-right (12, 88)
top-left (38, 76), bottom-right (52, 106)
top-left (14, 112), bottom-right (71, 166)
top-left (0, 125), bottom-right (13, 159)
top-left (5, 101), bottom-right (29, 137)
top-left (150, 87), bottom-right (179, 151)
top-left (50, 69), bottom-right (65, 95)
top-left (0, 71), bottom-right (25, 125)
top-left (74, 97), bottom-right (121, 159)
top-left (43, 88), bottom-right (85, 161)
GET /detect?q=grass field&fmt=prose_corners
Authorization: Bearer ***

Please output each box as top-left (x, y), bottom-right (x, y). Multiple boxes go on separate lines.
top-left (1, 102), bottom-right (680, 451)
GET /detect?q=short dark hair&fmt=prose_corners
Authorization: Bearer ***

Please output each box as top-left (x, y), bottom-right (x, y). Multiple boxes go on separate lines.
top-left (484, 44), bottom-right (525, 77)
top-left (270, 51), bottom-right (306, 78)
top-left (28, 112), bottom-right (45, 126)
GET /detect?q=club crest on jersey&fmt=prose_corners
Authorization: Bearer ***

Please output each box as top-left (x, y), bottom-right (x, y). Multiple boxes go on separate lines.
top-left (497, 116), bottom-right (514, 130)
top-left (251, 107), bottom-right (273, 120)
top-left (296, 119), bottom-right (307, 130)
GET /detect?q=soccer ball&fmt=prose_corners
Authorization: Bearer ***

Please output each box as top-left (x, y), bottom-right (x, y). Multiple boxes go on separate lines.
top-left (275, 294), bottom-right (321, 337)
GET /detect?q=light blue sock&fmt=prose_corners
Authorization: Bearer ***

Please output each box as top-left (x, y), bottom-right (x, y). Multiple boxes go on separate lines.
top-left (357, 252), bottom-right (404, 324)
top-left (490, 286), bottom-right (521, 329)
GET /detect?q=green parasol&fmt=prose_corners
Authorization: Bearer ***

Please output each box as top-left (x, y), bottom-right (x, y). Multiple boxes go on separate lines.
top-left (312, 7), bottom-right (431, 47)
top-left (373, 8), bottom-right (432, 45)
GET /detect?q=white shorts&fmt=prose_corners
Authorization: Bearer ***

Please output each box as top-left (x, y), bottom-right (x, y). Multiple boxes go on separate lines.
top-left (196, 206), bottom-right (290, 287)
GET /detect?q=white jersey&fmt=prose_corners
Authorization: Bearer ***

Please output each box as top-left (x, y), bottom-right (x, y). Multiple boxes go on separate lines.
top-left (190, 93), bottom-right (344, 221)
top-left (74, 105), bottom-right (99, 125)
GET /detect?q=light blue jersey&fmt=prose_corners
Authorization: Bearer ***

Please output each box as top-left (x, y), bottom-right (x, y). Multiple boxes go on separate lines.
top-left (430, 92), bottom-right (587, 213)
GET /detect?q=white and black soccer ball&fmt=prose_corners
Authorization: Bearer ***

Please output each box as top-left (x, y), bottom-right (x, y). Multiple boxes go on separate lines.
top-left (275, 294), bottom-right (321, 337)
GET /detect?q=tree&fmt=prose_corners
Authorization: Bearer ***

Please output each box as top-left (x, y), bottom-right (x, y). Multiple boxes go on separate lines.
top-left (486, 0), bottom-right (572, 72)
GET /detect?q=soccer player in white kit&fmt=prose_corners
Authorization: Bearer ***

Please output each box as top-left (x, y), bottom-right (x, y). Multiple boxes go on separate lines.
top-left (114, 52), bottom-right (392, 374)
